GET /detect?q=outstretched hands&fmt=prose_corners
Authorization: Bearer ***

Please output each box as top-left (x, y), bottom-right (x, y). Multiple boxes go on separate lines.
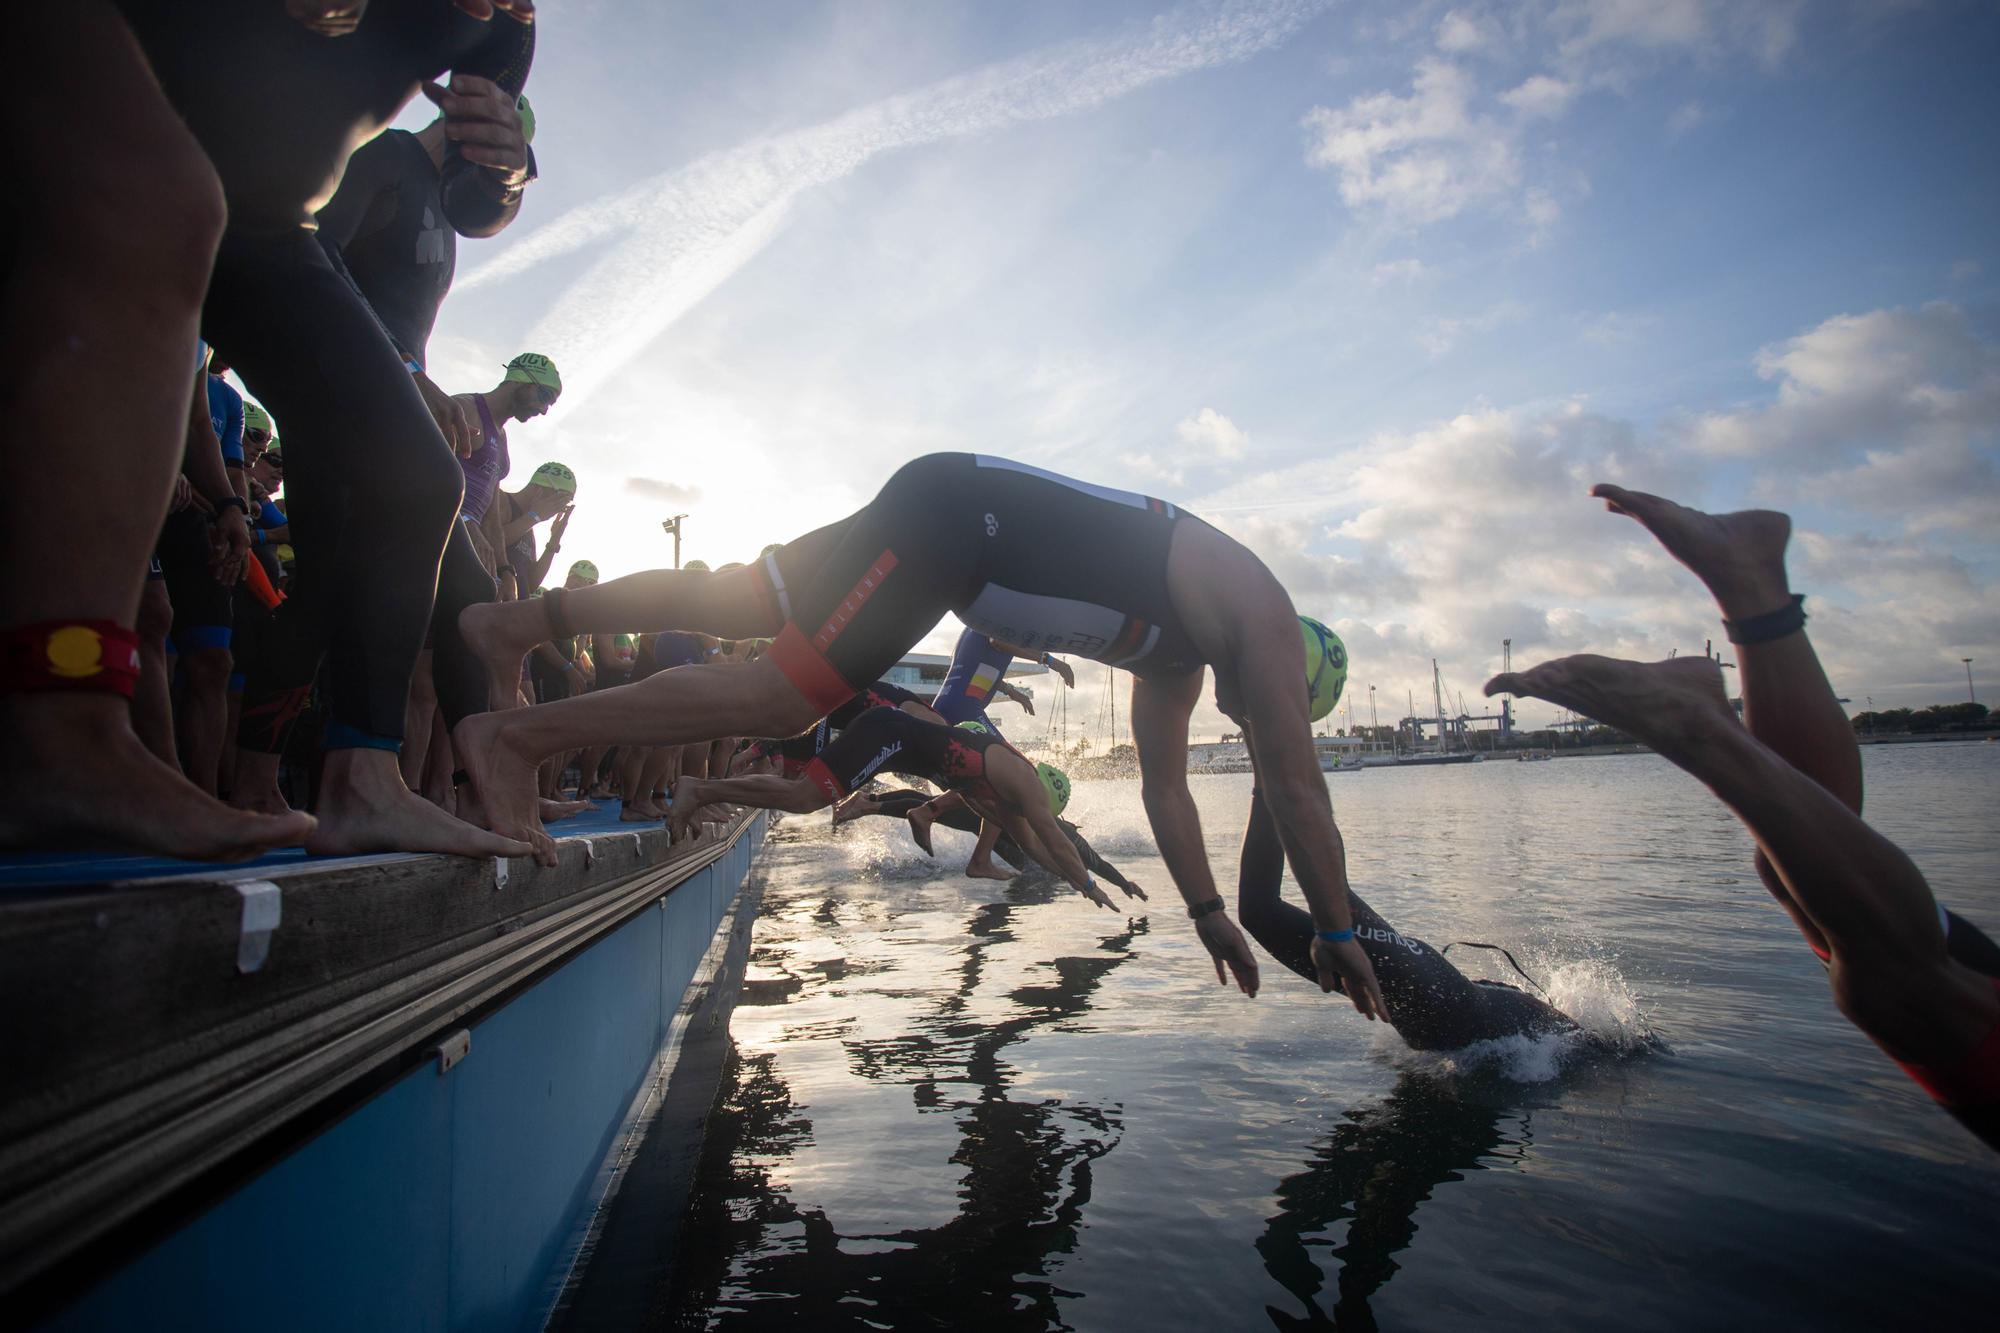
top-left (1312, 934), bottom-right (1389, 1021)
top-left (1195, 913), bottom-right (1260, 996)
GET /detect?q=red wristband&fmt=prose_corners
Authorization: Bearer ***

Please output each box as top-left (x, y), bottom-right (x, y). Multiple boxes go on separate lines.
top-left (0, 620), bottom-right (142, 698)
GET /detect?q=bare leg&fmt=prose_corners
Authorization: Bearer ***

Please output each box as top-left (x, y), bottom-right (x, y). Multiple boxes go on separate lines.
top-left (669, 773), bottom-right (828, 840)
top-left (0, 4), bottom-right (312, 858)
top-left (133, 580), bottom-right (177, 765)
top-left (455, 658), bottom-right (819, 863)
top-left (964, 818), bottom-right (1017, 881)
top-left (1488, 656), bottom-right (1998, 1064)
top-left (832, 790), bottom-right (882, 825)
top-left (400, 651), bottom-right (437, 792)
top-left (175, 646), bottom-right (232, 795)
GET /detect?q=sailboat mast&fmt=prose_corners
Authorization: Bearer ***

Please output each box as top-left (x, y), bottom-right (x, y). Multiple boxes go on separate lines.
top-left (1432, 660), bottom-right (1446, 754)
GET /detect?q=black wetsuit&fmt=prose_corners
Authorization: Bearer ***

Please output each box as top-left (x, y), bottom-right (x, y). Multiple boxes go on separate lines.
top-left (804, 706), bottom-right (1016, 806)
top-left (750, 681), bottom-right (934, 776)
top-left (1234, 789), bottom-right (1574, 1051)
top-left (754, 454), bottom-right (1205, 714)
top-left (120, 0), bottom-right (535, 751)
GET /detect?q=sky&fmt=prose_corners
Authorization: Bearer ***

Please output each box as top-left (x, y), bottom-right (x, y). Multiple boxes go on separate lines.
top-left (396, 0), bottom-right (1999, 742)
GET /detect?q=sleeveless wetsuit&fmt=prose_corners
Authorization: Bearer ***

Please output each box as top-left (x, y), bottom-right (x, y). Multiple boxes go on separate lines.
top-left (932, 628), bottom-right (1016, 726)
top-left (804, 706), bottom-right (1018, 806)
top-left (122, 0), bottom-right (535, 752)
top-left (1234, 789), bottom-right (1575, 1050)
top-left (753, 454), bottom-right (1204, 714)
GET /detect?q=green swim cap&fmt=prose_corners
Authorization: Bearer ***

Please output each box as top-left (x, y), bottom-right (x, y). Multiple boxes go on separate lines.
top-left (504, 352), bottom-right (562, 395)
top-left (516, 94), bottom-right (536, 145)
top-left (683, 559), bottom-right (711, 573)
top-left (242, 402), bottom-right (274, 436)
top-left (569, 559), bottom-right (599, 584)
top-left (530, 461), bottom-right (577, 494)
top-left (1036, 763), bottom-right (1071, 817)
top-left (1300, 616), bottom-right (1348, 722)
top-left (954, 719), bottom-right (992, 735)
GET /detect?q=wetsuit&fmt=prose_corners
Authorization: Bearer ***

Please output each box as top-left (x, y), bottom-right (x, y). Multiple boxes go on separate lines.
top-left (120, 0), bottom-right (535, 753)
top-left (1234, 789), bottom-right (1575, 1051)
top-left (755, 454), bottom-right (1204, 715)
top-left (931, 628), bottom-right (1017, 726)
top-left (804, 706), bottom-right (1017, 807)
top-left (749, 681), bottom-right (932, 777)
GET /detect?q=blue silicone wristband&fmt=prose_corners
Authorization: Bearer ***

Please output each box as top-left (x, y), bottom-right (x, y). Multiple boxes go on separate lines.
top-left (1316, 928), bottom-right (1355, 944)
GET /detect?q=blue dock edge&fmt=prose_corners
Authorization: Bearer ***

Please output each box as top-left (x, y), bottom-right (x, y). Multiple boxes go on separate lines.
top-left (35, 812), bottom-right (767, 1333)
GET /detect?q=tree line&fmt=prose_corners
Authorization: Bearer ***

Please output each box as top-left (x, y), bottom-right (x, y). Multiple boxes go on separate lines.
top-left (1849, 702), bottom-right (1990, 734)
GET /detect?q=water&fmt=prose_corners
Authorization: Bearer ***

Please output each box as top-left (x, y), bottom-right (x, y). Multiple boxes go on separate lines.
top-left (658, 744), bottom-right (1999, 1330)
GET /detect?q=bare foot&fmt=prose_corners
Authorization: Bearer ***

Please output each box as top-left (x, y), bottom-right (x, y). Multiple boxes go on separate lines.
top-left (667, 779), bottom-right (708, 841)
top-left (541, 797), bottom-right (594, 822)
top-left (621, 799), bottom-right (663, 823)
top-left (964, 859), bottom-right (1017, 881)
top-left (453, 711), bottom-right (557, 865)
top-left (1591, 484), bottom-right (1793, 620)
top-left (1486, 654), bottom-right (1738, 762)
top-left (906, 805), bottom-right (936, 857)
top-left (458, 599), bottom-right (543, 713)
top-left (0, 697), bottom-right (314, 860)
top-left (228, 751), bottom-right (296, 817)
top-left (307, 748), bottom-right (534, 860)
top-left (831, 792), bottom-right (876, 826)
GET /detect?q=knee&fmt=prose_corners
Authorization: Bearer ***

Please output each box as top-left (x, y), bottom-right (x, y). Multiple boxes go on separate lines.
top-left (136, 586), bottom-right (174, 646)
top-left (379, 432), bottom-right (466, 532)
top-left (180, 646), bottom-right (233, 691)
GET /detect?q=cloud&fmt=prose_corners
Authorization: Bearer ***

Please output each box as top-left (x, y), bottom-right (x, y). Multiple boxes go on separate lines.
top-left (1120, 406), bottom-right (1254, 487)
top-left (1176, 406), bottom-right (1251, 458)
top-left (1416, 300), bottom-right (1529, 356)
top-left (624, 476), bottom-right (704, 505)
top-left (1302, 57), bottom-right (1520, 223)
top-left (1435, 8), bottom-right (1496, 54)
top-left (1499, 73), bottom-right (1577, 117)
top-left (459, 0), bottom-right (1333, 412)
top-left (1369, 257), bottom-right (1432, 284)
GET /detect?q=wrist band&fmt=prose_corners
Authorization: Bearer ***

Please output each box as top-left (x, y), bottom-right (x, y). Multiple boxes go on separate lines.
top-left (1316, 928), bottom-right (1355, 944)
top-left (1186, 896), bottom-right (1226, 920)
top-left (0, 620), bottom-right (142, 699)
top-left (216, 495), bottom-right (250, 515)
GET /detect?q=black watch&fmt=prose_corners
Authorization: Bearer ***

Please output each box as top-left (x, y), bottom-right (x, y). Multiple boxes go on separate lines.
top-left (1186, 896), bottom-right (1226, 920)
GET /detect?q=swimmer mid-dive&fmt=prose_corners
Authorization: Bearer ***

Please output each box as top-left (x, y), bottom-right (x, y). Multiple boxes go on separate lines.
top-left (1490, 486), bottom-right (2000, 1146)
top-left (671, 705), bottom-right (1138, 910)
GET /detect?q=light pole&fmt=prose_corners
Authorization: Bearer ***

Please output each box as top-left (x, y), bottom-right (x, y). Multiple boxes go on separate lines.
top-left (661, 513), bottom-right (689, 569)
top-left (1965, 658), bottom-right (1976, 705)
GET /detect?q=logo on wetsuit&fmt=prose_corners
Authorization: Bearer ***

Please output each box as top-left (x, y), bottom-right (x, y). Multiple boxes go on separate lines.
top-left (984, 512), bottom-right (998, 537)
top-left (416, 206), bottom-right (447, 265)
top-left (1357, 923), bottom-right (1426, 956)
top-left (856, 740), bottom-right (903, 784)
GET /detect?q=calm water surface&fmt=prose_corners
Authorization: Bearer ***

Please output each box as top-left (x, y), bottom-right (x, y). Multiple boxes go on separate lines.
top-left (661, 744), bottom-right (1998, 1330)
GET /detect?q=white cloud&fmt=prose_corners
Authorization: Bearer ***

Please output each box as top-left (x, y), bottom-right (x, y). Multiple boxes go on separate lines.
top-left (1500, 73), bottom-right (1577, 117)
top-left (1435, 8), bottom-right (1496, 54)
top-left (1369, 257), bottom-right (1432, 284)
top-left (1416, 300), bottom-right (1529, 356)
top-left (1176, 406), bottom-right (1252, 458)
top-left (1121, 406), bottom-right (1254, 487)
top-left (460, 0), bottom-right (1334, 411)
top-left (1301, 58), bottom-right (1520, 223)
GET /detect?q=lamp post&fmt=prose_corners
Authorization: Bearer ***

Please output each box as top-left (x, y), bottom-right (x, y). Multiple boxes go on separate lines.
top-left (661, 513), bottom-right (688, 569)
top-left (1966, 658), bottom-right (1976, 705)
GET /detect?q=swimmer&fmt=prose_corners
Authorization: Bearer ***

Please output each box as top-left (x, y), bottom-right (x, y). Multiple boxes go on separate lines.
top-left (930, 625), bottom-right (1075, 726)
top-left (874, 780), bottom-right (1147, 898)
top-left (671, 706), bottom-right (1133, 909)
top-left (457, 456), bottom-right (1387, 1014)
top-left (1489, 487), bottom-right (2000, 1145)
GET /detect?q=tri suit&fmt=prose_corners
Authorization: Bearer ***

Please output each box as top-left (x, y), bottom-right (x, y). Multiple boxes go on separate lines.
top-left (754, 454), bottom-right (1204, 715)
top-left (803, 706), bottom-right (1016, 808)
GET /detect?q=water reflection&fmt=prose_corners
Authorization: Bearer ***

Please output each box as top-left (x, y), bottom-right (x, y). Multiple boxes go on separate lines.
top-left (667, 872), bottom-right (1144, 1330)
top-left (1254, 1072), bottom-right (1530, 1330)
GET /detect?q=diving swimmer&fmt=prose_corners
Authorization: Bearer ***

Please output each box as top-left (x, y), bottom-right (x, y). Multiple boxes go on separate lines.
top-left (456, 453), bottom-right (1388, 1018)
top-left (1490, 486), bottom-right (2000, 1146)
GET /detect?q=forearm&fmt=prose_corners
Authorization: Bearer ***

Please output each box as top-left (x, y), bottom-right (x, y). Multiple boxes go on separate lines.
top-left (1014, 807), bottom-right (1093, 891)
top-left (182, 391), bottom-right (234, 505)
top-left (1141, 777), bottom-right (1220, 906)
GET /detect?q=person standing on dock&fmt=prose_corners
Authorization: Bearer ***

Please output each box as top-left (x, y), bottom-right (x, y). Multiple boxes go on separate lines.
top-left (1490, 486), bottom-right (2000, 1146)
top-left (453, 454), bottom-right (1390, 1021)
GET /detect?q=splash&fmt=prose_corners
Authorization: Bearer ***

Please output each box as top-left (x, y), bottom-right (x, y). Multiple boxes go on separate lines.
top-left (1378, 954), bottom-right (1660, 1084)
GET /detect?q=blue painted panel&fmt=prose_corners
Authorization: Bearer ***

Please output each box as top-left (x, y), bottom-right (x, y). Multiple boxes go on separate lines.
top-left (447, 907), bottom-right (665, 1333)
top-left (49, 1051), bottom-right (455, 1333)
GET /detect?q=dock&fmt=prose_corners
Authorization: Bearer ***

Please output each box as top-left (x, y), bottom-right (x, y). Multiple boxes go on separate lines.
top-left (1, 806), bottom-right (769, 1331)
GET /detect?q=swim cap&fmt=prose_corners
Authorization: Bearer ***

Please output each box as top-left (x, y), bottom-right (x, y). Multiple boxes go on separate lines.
top-left (569, 559), bottom-right (598, 584)
top-left (1300, 616), bottom-right (1348, 722)
top-left (242, 402), bottom-right (273, 436)
top-left (954, 718), bottom-right (992, 735)
top-left (683, 559), bottom-right (711, 573)
top-left (274, 543), bottom-right (296, 567)
top-left (504, 352), bottom-right (562, 396)
top-left (530, 461), bottom-right (577, 494)
top-left (1036, 763), bottom-right (1072, 817)
top-left (516, 94), bottom-right (536, 145)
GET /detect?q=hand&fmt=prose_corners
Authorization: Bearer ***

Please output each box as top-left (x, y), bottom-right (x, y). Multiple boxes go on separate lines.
top-left (548, 505), bottom-right (574, 544)
top-left (449, 0), bottom-right (536, 21)
top-left (414, 371), bottom-right (476, 456)
top-left (170, 475), bottom-right (194, 514)
top-left (209, 507), bottom-right (251, 586)
top-left (286, 1), bottom-right (369, 36)
top-left (1048, 657), bottom-right (1076, 688)
top-left (1194, 913), bottom-right (1260, 996)
top-left (1117, 879), bottom-right (1147, 902)
top-left (1311, 935), bottom-right (1389, 1021)
top-left (420, 73), bottom-right (530, 183)
top-left (1019, 694), bottom-right (1036, 716)
top-left (1070, 876), bottom-right (1116, 910)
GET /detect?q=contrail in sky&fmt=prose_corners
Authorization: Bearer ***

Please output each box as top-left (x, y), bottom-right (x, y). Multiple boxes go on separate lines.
top-left (460, 0), bottom-right (1333, 410)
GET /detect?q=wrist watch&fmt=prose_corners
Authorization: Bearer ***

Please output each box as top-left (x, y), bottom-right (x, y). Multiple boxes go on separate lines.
top-left (1186, 896), bottom-right (1226, 920)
